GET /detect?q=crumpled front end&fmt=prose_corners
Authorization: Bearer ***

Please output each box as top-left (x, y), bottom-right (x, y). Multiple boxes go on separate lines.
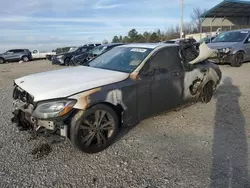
top-left (11, 86), bottom-right (70, 139)
top-left (209, 49), bottom-right (233, 64)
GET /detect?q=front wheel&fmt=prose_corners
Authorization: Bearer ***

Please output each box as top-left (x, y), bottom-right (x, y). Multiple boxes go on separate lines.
top-left (64, 58), bottom-right (70, 66)
top-left (231, 52), bottom-right (244, 67)
top-left (200, 82), bottom-right (214, 103)
top-left (70, 104), bottom-right (120, 153)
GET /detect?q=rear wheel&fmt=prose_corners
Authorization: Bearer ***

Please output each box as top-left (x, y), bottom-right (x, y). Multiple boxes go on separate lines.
top-left (0, 58), bottom-right (5, 64)
top-left (22, 56), bottom-right (29, 62)
top-left (70, 104), bottom-right (120, 153)
top-left (231, 52), bottom-right (244, 67)
top-left (200, 82), bottom-right (214, 103)
top-left (64, 58), bottom-right (70, 66)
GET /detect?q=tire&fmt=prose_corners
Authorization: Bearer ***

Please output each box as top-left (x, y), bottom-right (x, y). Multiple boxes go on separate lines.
top-left (200, 82), bottom-right (214, 103)
top-left (231, 52), bottom-right (244, 67)
top-left (0, 58), bottom-right (5, 64)
top-left (22, 56), bottom-right (29, 62)
top-left (70, 104), bottom-right (120, 153)
top-left (64, 58), bottom-right (70, 66)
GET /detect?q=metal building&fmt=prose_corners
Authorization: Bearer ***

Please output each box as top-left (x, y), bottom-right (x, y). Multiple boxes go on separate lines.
top-left (201, 0), bottom-right (250, 33)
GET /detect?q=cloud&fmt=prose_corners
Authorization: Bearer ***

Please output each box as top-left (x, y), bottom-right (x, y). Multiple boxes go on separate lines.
top-left (0, 16), bottom-right (183, 24)
top-left (0, 0), bottom-right (222, 52)
top-left (93, 0), bottom-right (125, 9)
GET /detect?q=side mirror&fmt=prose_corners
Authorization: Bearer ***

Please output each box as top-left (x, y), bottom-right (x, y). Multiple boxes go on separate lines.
top-left (248, 38), bottom-right (250, 43)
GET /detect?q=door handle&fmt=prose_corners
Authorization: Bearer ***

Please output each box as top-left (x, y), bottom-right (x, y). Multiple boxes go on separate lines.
top-left (171, 72), bottom-right (179, 76)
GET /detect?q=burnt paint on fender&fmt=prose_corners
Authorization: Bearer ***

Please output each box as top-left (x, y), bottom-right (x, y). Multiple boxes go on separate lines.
top-left (82, 78), bottom-right (138, 127)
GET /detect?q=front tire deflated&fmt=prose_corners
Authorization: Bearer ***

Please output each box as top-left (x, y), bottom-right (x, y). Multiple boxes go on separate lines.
top-left (70, 104), bottom-right (120, 153)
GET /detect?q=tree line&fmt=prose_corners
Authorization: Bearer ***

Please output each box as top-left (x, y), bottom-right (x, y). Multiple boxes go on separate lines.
top-left (112, 8), bottom-right (206, 43)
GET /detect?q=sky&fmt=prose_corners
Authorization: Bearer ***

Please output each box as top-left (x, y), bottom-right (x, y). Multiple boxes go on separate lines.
top-left (0, 0), bottom-right (222, 52)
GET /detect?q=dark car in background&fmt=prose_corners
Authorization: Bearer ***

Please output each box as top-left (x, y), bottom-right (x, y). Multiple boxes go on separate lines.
top-left (70, 43), bottom-right (124, 66)
top-left (0, 49), bottom-right (32, 64)
top-left (51, 46), bottom-right (94, 66)
top-left (86, 43), bottom-right (124, 61)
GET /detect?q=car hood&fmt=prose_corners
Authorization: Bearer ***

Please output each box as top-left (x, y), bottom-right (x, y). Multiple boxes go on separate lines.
top-left (14, 66), bottom-right (129, 102)
top-left (207, 42), bottom-right (238, 49)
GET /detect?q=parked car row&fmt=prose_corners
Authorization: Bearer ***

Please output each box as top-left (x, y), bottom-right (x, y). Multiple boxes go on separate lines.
top-left (0, 43), bottom-right (103, 64)
top-left (51, 43), bottom-right (124, 66)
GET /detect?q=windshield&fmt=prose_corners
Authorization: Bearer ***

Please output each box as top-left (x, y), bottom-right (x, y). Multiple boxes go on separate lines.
top-left (68, 47), bottom-right (78, 52)
top-left (212, 31), bottom-right (249, 43)
top-left (91, 46), bottom-right (108, 55)
top-left (88, 47), bottom-right (152, 73)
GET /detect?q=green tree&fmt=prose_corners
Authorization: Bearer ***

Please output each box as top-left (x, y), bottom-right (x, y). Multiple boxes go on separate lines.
top-left (102, 39), bottom-right (109, 44)
top-left (149, 32), bottom-right (159, 42)
top-left (122, 36), bottom-right (130, 43)
top-left (112, 36), bottom-right (120, 43)
top-left (119, 36), bottom-right (123, 42)
top-left (136, 34), bottom-right (145, 43)
top-left (128, 29), bottom-right (138, 42)
top-left (143, 32), bottom-right (151, 42)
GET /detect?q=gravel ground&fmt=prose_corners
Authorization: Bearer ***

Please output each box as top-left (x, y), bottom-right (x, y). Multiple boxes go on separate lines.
top-left (0, 60), bottom-right (250, 188)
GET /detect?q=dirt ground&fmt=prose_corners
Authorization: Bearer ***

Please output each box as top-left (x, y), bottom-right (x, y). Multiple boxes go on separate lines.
top-left (0, 60), bottom-right (250, 188)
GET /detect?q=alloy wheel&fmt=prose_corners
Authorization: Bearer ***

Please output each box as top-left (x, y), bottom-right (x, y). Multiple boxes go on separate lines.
top-left (79, 110), bottom-right (115, 147)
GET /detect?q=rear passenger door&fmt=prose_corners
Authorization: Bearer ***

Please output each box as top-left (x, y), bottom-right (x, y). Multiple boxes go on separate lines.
top-left (150, 46), bottom-right (185, 115)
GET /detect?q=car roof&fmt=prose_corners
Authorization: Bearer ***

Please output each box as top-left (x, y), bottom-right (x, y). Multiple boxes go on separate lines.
top-left (117, 43), bottom-right (178, 49)
top-left (9, 49), bottom-right (26, 50)
top-left (227, 28), bottom-right (250, 32)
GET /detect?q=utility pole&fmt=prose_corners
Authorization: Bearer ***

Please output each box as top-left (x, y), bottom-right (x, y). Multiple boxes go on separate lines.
top-left (180, 0), bottom-right (184, 39)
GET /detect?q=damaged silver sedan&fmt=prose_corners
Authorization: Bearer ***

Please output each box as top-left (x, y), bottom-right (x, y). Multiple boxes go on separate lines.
top-left (11, 42), bottom-right (221, 153)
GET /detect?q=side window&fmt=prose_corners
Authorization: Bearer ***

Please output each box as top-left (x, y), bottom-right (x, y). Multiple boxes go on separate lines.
top-left (33, 50), bottom-right (38, 53)
top-left (149, 47), bottom-right (182, 71)
top-left (12, 50), bottom-right (19, 53)
top-left (6, 50), bottom-right (14, 53)
top-left (13, 50), bottom-right (24, 53)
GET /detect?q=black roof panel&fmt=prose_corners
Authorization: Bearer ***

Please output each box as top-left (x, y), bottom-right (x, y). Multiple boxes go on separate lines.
top-left (201, 0), bottom-right (250, 17)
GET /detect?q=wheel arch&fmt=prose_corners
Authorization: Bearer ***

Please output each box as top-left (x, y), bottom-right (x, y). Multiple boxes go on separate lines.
top-left (21, 55), bottom-right (29, 60)
top-left (87, 101), bottom-right (124, 125)
top-left (232, 49), bottom-right (245, 55)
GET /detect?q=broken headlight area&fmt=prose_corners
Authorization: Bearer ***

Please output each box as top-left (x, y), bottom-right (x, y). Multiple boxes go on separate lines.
top-left (221, 47), bottom-right (232, 54)
top-left (216, 48), bottom-right (233, 63)
top-left (32, 99), bottom-right (76, 119)
top-left (12, 97), bottom-right (76, 138)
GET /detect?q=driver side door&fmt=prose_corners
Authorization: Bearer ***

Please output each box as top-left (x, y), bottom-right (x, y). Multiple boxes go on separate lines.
top-left (149, 46), bottom-right (184, 115)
